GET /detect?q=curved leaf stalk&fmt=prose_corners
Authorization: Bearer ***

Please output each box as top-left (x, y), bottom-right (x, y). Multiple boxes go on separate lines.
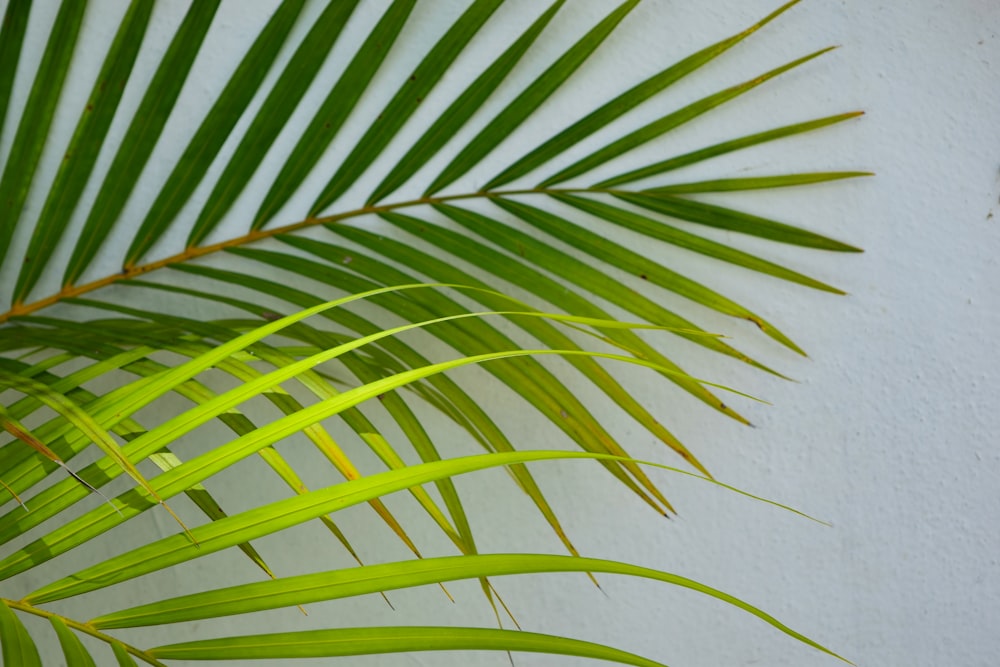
top-left (0, 178), bottom-right (859, 326)
top-left (1, 189), bottom-right (533, 324)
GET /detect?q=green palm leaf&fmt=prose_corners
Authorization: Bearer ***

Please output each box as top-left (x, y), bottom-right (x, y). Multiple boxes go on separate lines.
top-left (123, 0), bottom-right (310, 265)
top-left (0, 0), bottom-right (86, 274)
top-left (537, 46), bottom-right (836, 187)
top-left (178, 0), bottom-right (360, 252)
top-left (309, 0), bottom-right (505, 215)
top-left (148, 627), bottom-right (668, 665)
top-left (0, 598), bottom-right (41, 666)
top-left (90, 552), bottom-right (833, 652)
top-left (423, 0), bottom-right (639, 197)
top-left (254, 0), bottom-right (418, 226)
top-left (12, 0), bottom-right (154, 303)
top-left (49, 617), bottom-right (98, 667)
top-left (484, 0), bottom-right (806, 189)
top-left (0, 2), bottom-right (861, 664)
top-left (60, 0), bottom-right (222, 288)
top-left (0, 1), bottom-right (31, 144)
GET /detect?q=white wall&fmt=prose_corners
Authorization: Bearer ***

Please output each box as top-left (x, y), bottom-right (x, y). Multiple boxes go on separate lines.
top-left (3, 1), bottom-right (999, 666)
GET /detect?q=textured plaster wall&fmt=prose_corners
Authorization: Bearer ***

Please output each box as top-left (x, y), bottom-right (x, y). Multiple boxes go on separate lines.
top-left (2, 1), bottom-right (999, 666)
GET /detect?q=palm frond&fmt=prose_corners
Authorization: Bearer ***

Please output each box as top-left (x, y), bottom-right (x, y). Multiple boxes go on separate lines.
top-left (0, 1), bottom-right (862, 664)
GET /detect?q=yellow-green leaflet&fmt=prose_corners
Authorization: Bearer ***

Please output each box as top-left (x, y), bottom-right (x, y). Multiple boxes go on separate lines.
top-left (93, 553), bottom-right (843, 661)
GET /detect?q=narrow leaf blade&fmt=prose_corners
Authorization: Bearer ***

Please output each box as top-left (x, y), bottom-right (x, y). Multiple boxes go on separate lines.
top-left (0, 602), bottom-right (41, 667)
top-left (0, 0), bottom-right (88, 281)
top-left (111, 643), bottom-right (138, 667)
top-left (261, 241), bottom-right (673, 510)
top-left (122, 0), bottom-right (309, 264)
top-left (50, 617), bottom-right (98, 667)
top-left (254, 0), bottom-right (417, 228)
top-left (131, 275), bottom-right (582, 559)
top-left (435, 203), bottom-right (762, 416)
top-left (594, 111), bottom-right (865, 187)
top-left (645, 172), bottom-right (872, 194)
top-left (62, 0), bottom-right (222, 287)
top-left (540, 47), bottom-right (835, 186)
top-left (12, 1), bottom-right (154, 304)
top-left (554, 193), bottom-right (845, 293)
top-left (375, 211), bottom-right (712, 472)
top-left (92, 553), bottom-right (845, 660)
top-left (424, 0), bottom-right (639, 196)
top-left (616, 192), bottom-right (862, 251)
top-left (309, 0), bottom-right (504, 214)
top-left (368, 0), bottom-right (565, 204)
top-left (180, 0), bottom-right (360, 251)
top-left (485, 0), bottom-right (804, 189)
top-left (0, 0), bottom-right (31, 147)
top-left (0, 370), bottom-right (187, 532)
top-left (493, 197), bottom-right (804, 354)
top-left (149, 626), bottom-right (667, 666)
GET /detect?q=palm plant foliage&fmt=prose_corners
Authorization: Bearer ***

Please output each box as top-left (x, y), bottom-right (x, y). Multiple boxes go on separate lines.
top-left (0, 0), bottom-right (864, 664)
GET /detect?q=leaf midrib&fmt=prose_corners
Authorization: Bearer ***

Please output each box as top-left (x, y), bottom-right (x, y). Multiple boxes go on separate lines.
top-left (0, 187), bottom-right (595, 325)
